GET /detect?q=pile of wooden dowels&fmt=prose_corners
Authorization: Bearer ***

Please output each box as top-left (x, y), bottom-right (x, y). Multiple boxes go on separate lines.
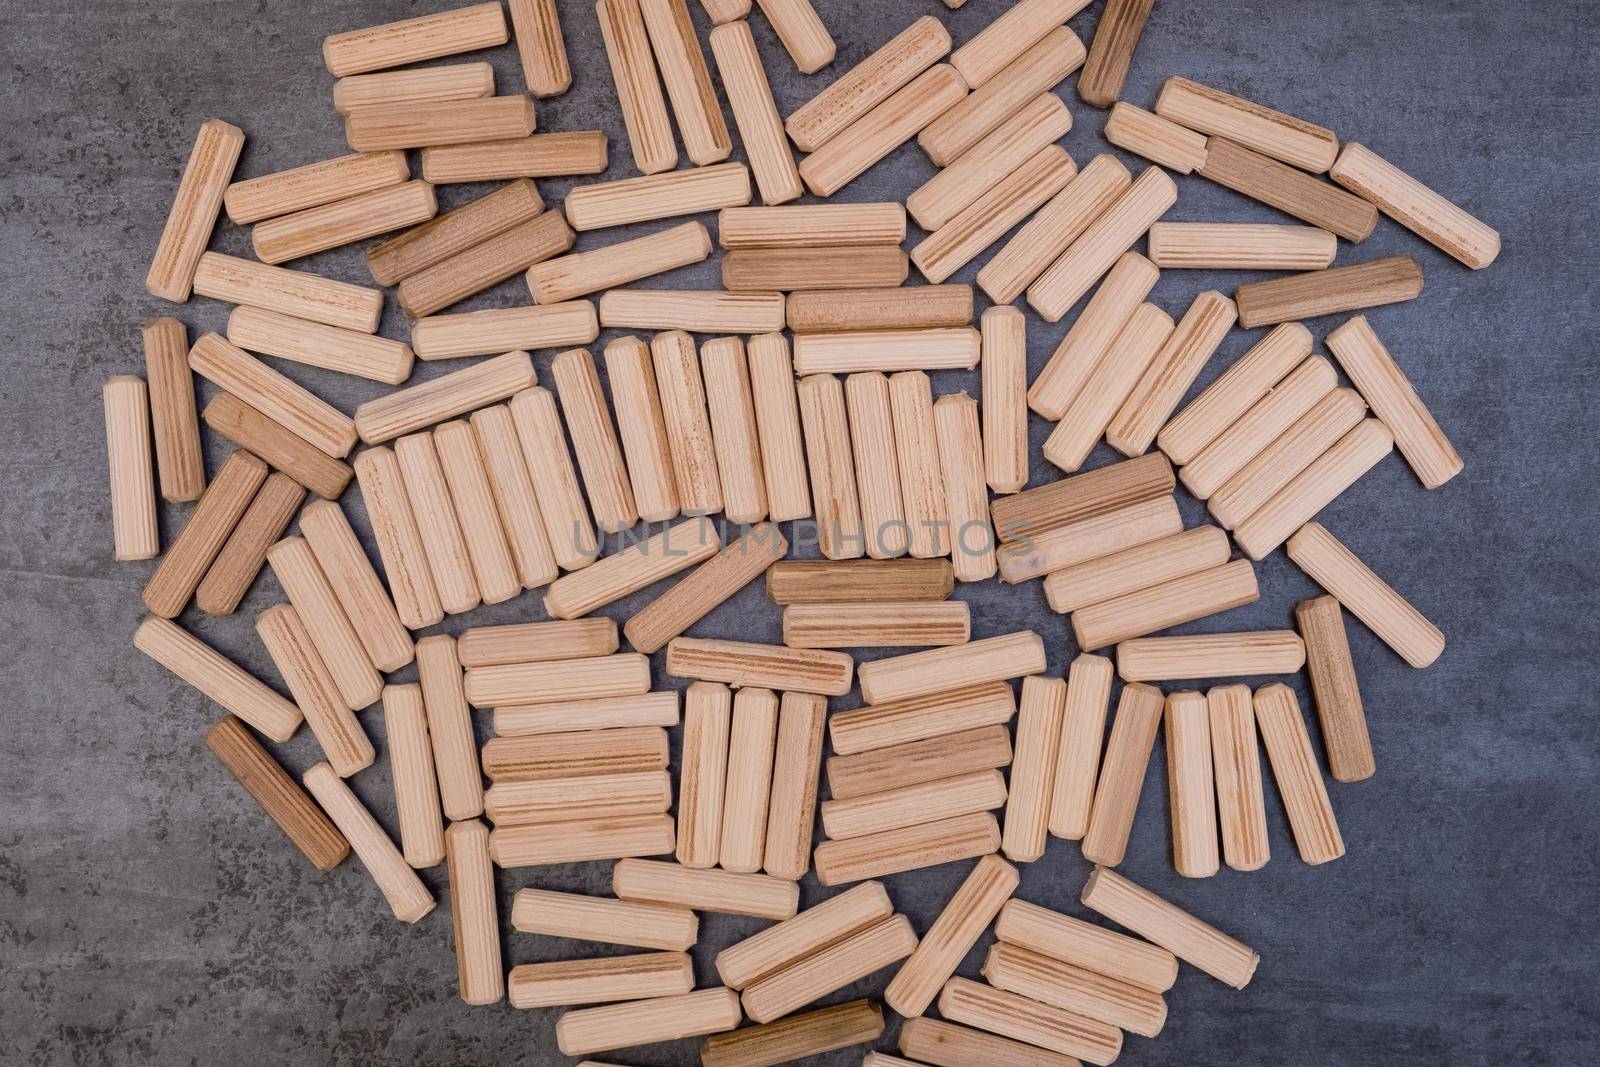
top-left (102, 0), bottom-right (1501, 1060)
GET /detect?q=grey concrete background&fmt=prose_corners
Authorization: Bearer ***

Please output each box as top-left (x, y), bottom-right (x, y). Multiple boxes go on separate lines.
top-left (2, 0), bottom-right (1598, 1063)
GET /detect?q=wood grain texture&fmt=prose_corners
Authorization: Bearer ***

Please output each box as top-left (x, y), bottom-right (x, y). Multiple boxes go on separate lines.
top-left (357, 350), bottom-right (537, 445)
top-left (739, 918), bottom-right (912, 1023)
top-left (857, 632), bottom-right (1044, 705)
top-left (1287, 521), bottom-right (1444, 668)
top-left (820, 769), bottom-right (1007, 840)
top-left (1071, 559), bottom-right (1260, 651)
top-left (527, 222), bottom-right (711, 304)
top-left (302, 763), bottom-right (435, 923)
top-left (555, 987), bottom-right (742, 1057)
top-left (796, 374), bottom-right (865, 560)
top-left (981, 307), bottom-right (1028, 494)
top-left (799, 64), bottom-right (968, 198)
top-left (900, 1017), bottom-right (1082, 1067)
top-left (1231, 419), bottom-right (1394, 560)
top-left (1043, 525), bottom-right (1231, 615)
top-left (508, 951), bottom-right (690, 1009)
top-left (651, 330), bottom-right (725, 517)
top-left (813, 812), bottom-right (1001, 886)
top-left (599, 290), bottom-right (785, 334)
top-left (445, 819), bottom-right (503, 1005)
top-left (146, 119), bottom-right (244, 301)
top-left (625, 524), bottom-right (789, 654)
top-left (997, 495), bottom-right (1182, 585)
top-left (257, 601), bottom-right (374, 776)
top-left (766, 558), bottom-right (952, 603)
top-left (794, 327), bottom-right (978, 375)
top-left (1080, 681), bottom-right (1162, 867)
top-left (1108, 290), bottom-right (1238, 458)
top-left (785, 15), bottom-right (951, 153)
top-left (951, 0), bottom-right (1093, 88)
top-left (884, 854), bottom-right (1017, 1017)
top-left (710, 21), bottom-right (803, 204)
top-left (908, 94), bottom-right (1073, 232)
top-left (352, 445), bottom-right (445, 628)
top-left (888, 371), bottom-right (948, 559)
top-left (398, 211), bottom-right (575, 319)
top-left (541, 517), bottom-right (719, 620)
top-left (298, 498), bottom-right (414, 671)
top-left (1158, 321), bottom-right (1313, 465)
top-left (719, 203), bottom-right (905, 248)
top-left (490, 813), bottom-right (676, 867)
top-left (829, 681), bottom-right (1016, 755)
top-left (1047, 653), bottom-right (1114, 841)
top-left (755, 0), bottom-right (835, 75)
top-left (508, 0), bottom-right (570, 96)
top-left (333, 65), bottom-right (494, 117)
top-left (979, 152), bottom-right (1132, 306)
top-left (702, 1000), bottom-right (883, 1067)
top-left (322, 3), bottom-right (507, 76)
top-left (783, 601), bottom-right (969, 648)
top-left (991, 451), bottom-right (1173, 543)
top-left (551, 347), bottom-right (637, 533)
top-left (1027, 167), bottom-right (1176, 323)
top-left (192, 252), bottom-right (383, 334)
top-left (189, 332), bottom-right (356, 458)
top-left (1164, 691), bottom-right (1220, 878)
top-left (345, 96), bottom-right (536, 152)
top-left (250, 180), bottom-right (435, 265)
top-left (1028, 250), bottom-right (1159, 419)
top-left (665, 637), bottom-right (854, 696)
top-left (420, 131), bottom-right (608, 183)
top-left (464, 654), bottom-right (653, 709)
top-left (1156, 75), bottom-right (1338, 172)
top-left (1208, 388), bottom-right (1368, 530)
top-left (1104, 102), bottom-right (1208, 173)
top-left (195, 472), bottom-right (305, 615)
top-left (1081, 865), bottom-right (1258, 988)
top-left (1078, 0), bottom-right (1154, 108)
top-left (724, 247), bottom-right (909, 292)
top-left (204, 715), bottom-right (348, 870)
top-left (716, 880), bottom-right (890, 989)
top-left (227, 306), bottom-right (412, 385)
top-left (596, 0), bottom-right (677, 174)
top-left (613, 858), bottom-right (799, 919)
top-left (103, 376), bottom-right (159, 561)
top-left (911, 145), bottom-right (1078, 285)
top-left (1178, 354), bottom-right (1338, 500)
top-left (844, 371), bottom-right (909, 559)
top-left (1042, 301), bottom-right (1174, 473)
top-left (1330, 142), bottom-right (1500, 268)
top-left (746, 334), bottom-right (812, 521)
top-left (1198, 136), bottom-right (1377, 242)
top-left (720, 687), bottom-right (779, 873)
top-left (638, 0), bottom-right (732, 165)
top-left (1296, 595), bottom-right (1374, 782)
top-left (603, 336), bottom-right (681, 522)
top-left (469, 404), bottom-right (560, 590)
top-left (937, 976), bottom-right (1122, 1064)
top-left (141, 450), bottom-right (266, 617)
top-left (995, 897), bottom-right (1178, 992)
top-left (1002, 676), bottom-right (1065, 862)
top-left (479, 726), bottom-right (668, 782)
top-left (1118, 630), bottom-right (1306, 682)
top-left (983, 941), bottom-right (1167, 1037)
top-left (381, 684), bottom-right (445, 869)
top-left (826, 725), bottom-right (1012, 801)
top-left (1148, 221), bottom-right (1337, 270)
top-left (141, 318), bottom-right (204, 502)
top-left (701, 336), bottom-right (769, 523)
top-left (918, 27), bottom-right (1085, 166)
top-left (1254, 682), bottom-right (1345, 864)
top-left (267, 536), bottom-right (382, 712)
top-left (510, 887), bottom-right (697, 950)
top-left (676, 681), bottom-right (733, 868)
top-left (763, 691), bottom-right (827, 880)
top-left (227, 151), bottom-right (410, 226)
top-left (484, 771), bottom-right (671, 825)
top-left (416, 635), bottom-right (484, 820)
top-left (366, 178), bottom-right (542, 286)
top-left (1207, 684), bottom-right (1270, 871)
top-left (1235, 255), bottom-right (1423, 328)
top-left (566, 163), bottom-right (750, 230)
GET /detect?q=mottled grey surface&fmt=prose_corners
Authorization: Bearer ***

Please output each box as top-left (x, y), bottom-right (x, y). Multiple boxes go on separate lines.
top-left (2, 0), bottom-right (1598, 1063)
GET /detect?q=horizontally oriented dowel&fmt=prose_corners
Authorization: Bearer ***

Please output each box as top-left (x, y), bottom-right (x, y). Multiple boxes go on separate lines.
top-left (1081, 865), bottom-right (1259, 988)
top-left (302, 763), bottom-right (435, 923)
top-left (195, 473), bottom-right (304, 615)
top-left (345, 96), bottom-right (536, 153)
top-left (1028, 251), bottom-right (1159, 419)
top-left (995, 898), bottom-right (1178, 993)
top-left (103, 376), bottom-right (159, 561)
top-left (639, 0), bottom-right (732, 165)
top-left (1209, 388), bottom-right (1368, 529)
top-left (597, 0), bottom-right (676, 174)
top-left (1178, 355), bottom-right (1339, 500)
top-left (465, 653), bottom-right (652, 708)
top-left (1119, 631), bottom-right (1307, 682)
top-left (1156, 75), bottom-right (1337, 172)
top-left (382, 685), bottom-right (445, 868)
top-left (858, 631), bottom-right (1044, 705)
top-left (785, 15), bottom-right (951, 152)
top-left (910, 94), bottom-right (1072, 232)
top-left (722, 202), bottom-right (902, 247)
top-left (793, 327), bottom-right (979, 375)
top-left (192, 252), bottom-right (383, 333)
top-left (710, 22), bottom-right (803, 204)
top-left (509, 951), bottom-right (691, 1009)
top-left (416, 635), bottom-right (484, 820)
top-left (141, 318), bottom-right (204, 503)
top-left (410, 300), bottom-right (595, 361)
top-left (1104, 102), bottom-right (1208, 173)
top-left (951, 0), bottom-right (1092, 88)
top-left (614, 858), bottom-right (800, 919)
top-left (784, 601), bottom-right (969, 648)
top-left (421, 131), bottom-right (608, 183)
top-left (510, 386), bottom-right (601, 573)
top-left (991, 451), bottom-right (1172, 542)
top-left (555, 987), bottom-right (743, 1057)
top-left (1044, 526), bottom-right (1231, 615)
top-left (844, 371), bottom-right (909, 559)
top-left (1078, 0), bottom-right (1153, 107)
top-left (399, 212), bottom-right (576, 319)
top-left (332, 64), bottom-right (495, 116)
top-left (1028, 167), bottom-right (1176, 323)
top-left (677, 681), bottom-right (732, 868)
top-left (1080, 681), bottom-right (1162, 866)
top-left (458, 619), bottom-right (617, 668)
top-left (1295, 595), bottom-right (1373, 781)
top-left (489, 813), bottom-right (676, 866)
top-left (625, 524), bottom-right (789, 654)
top-left (543, 516), bottom-right (718, 620)
top-left (900, 1017), bottom-right (1084, 1067)
top-left (433, 420), bottom-right (521, 605)
top-left (1149, 222), bottom-right (1336, 270)
top-left (251, 180), bottom-right (436, 265)
top-left (147, 119), bottom-right (244, 302)
top-left (228, 306), bottom-right (412, 385)
top-left (365, 179), bottom-right (541, 285)
top-left (888, 371), bottom-right (948, 559)
top-left (787, 286), bottom-right (971, 335)
top-left (717, 881), bottom-right (890, 990)
top-left (480, 727), bottom-right (668, 781)
top-left (1072, 559), bottom-right (1260, 650)
top-left (979, 153), bottom-right (1133, 306)
top-left (703, 1000), bottom-right (884, 1067)
top-left (603, 336), bottom-right (681, 522)
top-left (725, 247), bottom-right (909, 292)
top-left (1043, 302), bottom-right (1175, 473)
top-left (1235, 255), bottom-right (1423, 329)
top-left (1254, 683), bottom-right (1345, 864)
top-left (141, 450), bottom-right (266, 617)
top-left (352, 446), bottom-right (444, 628)
top-left (981, 307), bottom-right (1027, 494)
top-left (827, 724), bottom-right (1011, 800)
top-left (528, 222), bottom-right (711, 304)
top-left (551, 348), bottom-right (637, 532)
top-left (357, 349), bottom-right (536, 445)
top-left (511, 887), bottom-right (698, 951)
top-left (884, 854), bottom-right (1017, 1017)
top-left (469, 405), bottom-right (560, 590)
top-left (1107, 290), bottom-right (1238, 457)
top-left (188, 332), bottom-right (357, 458)
top-left (829, 681), bottom-right (1017, 755)
top-left (983, 941), bottom-right (1168, 1038)
top-left (918, 28), bottom-right (1085, 167)
top-left (507, 0), bottom-right (570, 96)
top-left (204, 716), bottom-right (348, 870)
top-left (646, 331), bottom-right (724, 517)
top-left (1164, 691), bottom-right (1220, 878)
top-left (1002, 676), bottom-right (1065, 862)
top-left (1158, 321), bottom-right (1313, 465)
top-left (740, 918), bottom-right (914, 1023)
top-left (666, 637), bottom-right (854, 695)
top-left (912, 146), bottom-right (1078, 284)
top-left (938, 977), bottom-right (1122, 1065)
top-left (322, 3), bottom-right (507, 76)
top-left (821, 769), bottom-right (1007, 840)
top-left (1046, 654), bottom-right (1114, 840)
top-left (267, 537), bottom-right (382, 712)
top-left (998, 496), bottom-right (1182, 585)
top-left (1231, 419), bottom-right (1394, 560)
top-left (1330, 142), bottom-right (1500, 268)
top-left (600, 290), bottom-right (785, 334)
top-left (814, 812), bottom-right (1001, 886)
top-left (701, 336), bottom-right (769, 523)
top-left (134, 616), bottom-right (300, 742)
top-left (766, 558), bottom-right (951, 604)
top-left (764, 691), bottom-right (827, 879)
top-left (719, 687), bottom-right (779, 873)
top-left (796, 374), bottom-right (865, 560)
top-left (299, 499), bottom-right (413, 672)
top-left (1289, 521), bottom-right (1444, 667)
top-left (225, 151), bottom-right (405, 231)
top-left (1198, 136), bottom-right (1377, 242)
top-left (445, 819), bottom-right (503, 1005)
top-left (755, 0), bottom-right (836, 75)
top-left (798, 64), bottom-right (968, 198)
top-left (746, 334), bottom-right (811, 521)
top-left (484, 770), bottom-right (671, 825)
top-left (566, 163), bottom-right (750, 230)
top-left (189, 397), bottom-right (344, 508)
top-left (1326, 314), bottom-right (1462, 488)
top-left (935, 393), bottom-right (998, 582)
top-left (1207, 683), bottom-right (1270, 871)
